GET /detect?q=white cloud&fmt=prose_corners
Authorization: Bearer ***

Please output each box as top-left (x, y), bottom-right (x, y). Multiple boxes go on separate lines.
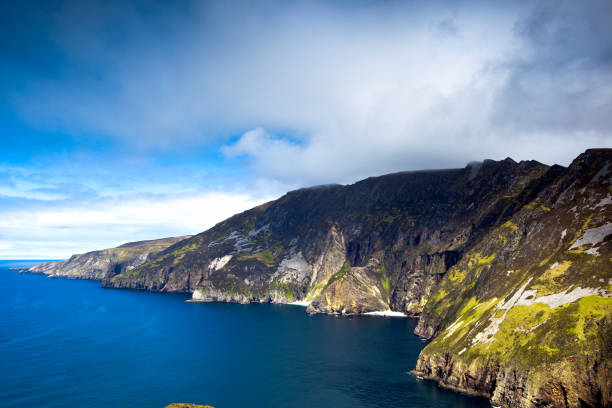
top-left (0, 191), bottom-right (273, 259)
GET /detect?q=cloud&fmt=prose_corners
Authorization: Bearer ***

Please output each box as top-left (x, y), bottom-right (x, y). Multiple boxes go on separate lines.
top-left (489, 0), bottom-right (612, 135)
top-left (0, 190), bottom-right (273, 259)
top-left (10, 1), bottom-right (513, 146)
top-left (10, 0), bottom-right (610, 183)
top-left (434, 18), bottom-right (460, 39)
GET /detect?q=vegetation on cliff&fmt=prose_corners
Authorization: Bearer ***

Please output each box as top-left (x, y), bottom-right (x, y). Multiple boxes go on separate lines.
top-left (413, 149), bottom-right (611, 407)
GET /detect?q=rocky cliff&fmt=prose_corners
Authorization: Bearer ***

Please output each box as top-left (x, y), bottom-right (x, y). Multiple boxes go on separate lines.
top-left (28, 236), bottom-right (190, 280)
top-left (412, 149), bottom-right (612, 407)
top-left (103, 156), bottom-right (551, 315)
top-left (36, 149), bottom-right (611, 407)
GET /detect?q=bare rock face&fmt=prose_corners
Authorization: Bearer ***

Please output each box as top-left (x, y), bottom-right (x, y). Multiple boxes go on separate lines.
top-left (27, 236), bottom-right (190, 280)
top-left (307, 257), bottom-right (389, 315)
top-left (190, 281), bottom-right (251, 304)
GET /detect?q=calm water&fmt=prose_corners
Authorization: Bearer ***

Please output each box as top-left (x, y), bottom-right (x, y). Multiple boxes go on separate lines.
top-left (0, 260), bottom-right (489, 408)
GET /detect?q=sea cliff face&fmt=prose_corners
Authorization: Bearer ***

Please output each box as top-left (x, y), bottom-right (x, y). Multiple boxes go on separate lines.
top-left (31, 149), bottom-right (612, 407)
top-left (103, 155), bottom-right (551, 315)
top-left (412, 149), bottom-right (612, 407)
top-left (27, 236), bottom-right (190, 280)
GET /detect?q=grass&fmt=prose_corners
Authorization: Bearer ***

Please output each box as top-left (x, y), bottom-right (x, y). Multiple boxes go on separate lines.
top-left (524, 201), bottom-right (551, 212)
top-left (237, 247), bottom-right (282, 267)
top-left (380, 276), bottom-right (390, 291)
top-left (268, 277), bottom-right (295, 300)
top-left (328, 260), bottom-right (351, 285)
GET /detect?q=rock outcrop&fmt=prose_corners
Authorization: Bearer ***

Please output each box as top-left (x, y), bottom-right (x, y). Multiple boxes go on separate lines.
top-left (27, 236), bottom-right (190, 280)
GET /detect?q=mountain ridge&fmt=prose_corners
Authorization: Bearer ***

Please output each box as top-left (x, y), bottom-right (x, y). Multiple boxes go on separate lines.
top-left (27, 236), bottom-right (191, 280)
top-left (28, 149), bottom-right (612, 407)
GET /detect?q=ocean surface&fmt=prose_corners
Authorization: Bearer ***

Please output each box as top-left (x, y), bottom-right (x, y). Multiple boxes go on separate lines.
top-left (0, 260), bottom-right (489, 408)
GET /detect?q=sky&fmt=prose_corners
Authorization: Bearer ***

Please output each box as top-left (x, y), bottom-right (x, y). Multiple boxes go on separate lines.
top-left (1, 0), bottom-right (611, 259)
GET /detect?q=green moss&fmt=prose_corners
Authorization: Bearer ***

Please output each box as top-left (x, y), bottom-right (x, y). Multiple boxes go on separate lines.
top-left (242, 216), bottom-right (255, 231)
top-left (426, 297), bottom-right (498, 352)
top-left (524, 201), bottom-right (551, 212)
top-left (381, 276), bottom-right (390, 291)
top-left (268, 277), bottom-right (295, 300)
top-left (238, 246), bottom-right (282, 267)
top-left (495, 220), bottom-right (519, 244)
top-left (378, 260), bottom-right (387, 275)
top-left (431, 288), bottom-right (448, 303)
top-left (328, 260), bottom-right (351, 285)
top-left (464, 252), bottom-right (496, 269)
top-left (501, 220), bottom-right (519, 232)
top-left (477, 253), bottom-right (496, 265)
top-left (256, 249), bottom-right (275, 265)
top-left (570, 295), bottom-right (611, 341)
top-left (480, 303), bottom-right (553, 358)
top-left (432, 295), bottom-right (612, 368)
top-left (533, 261), bottom-right (572, 294)
top-left (458, 297), bottom-right (480, 316)
top-left (305, 280), bottom-right (328, 301)
top-left (448, 269), bottom-right (467, 282)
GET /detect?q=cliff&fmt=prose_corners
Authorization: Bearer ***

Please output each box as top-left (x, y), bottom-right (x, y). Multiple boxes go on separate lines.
top-left (28, 236), bottom-right (190, 280)
top-left (38, 149), bottom-right (611, 407)
top-left (103, 156), bottom-right (551, 317)
top-left (412, 149), bottom-right (612, 407)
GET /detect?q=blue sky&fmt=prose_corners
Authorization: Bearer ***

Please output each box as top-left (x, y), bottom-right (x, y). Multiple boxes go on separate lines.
top-left (1, 0), bottom-right (611, 258)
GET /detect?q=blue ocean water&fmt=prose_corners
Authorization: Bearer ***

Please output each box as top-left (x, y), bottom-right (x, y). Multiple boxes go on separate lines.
top-left (0, 261), bottom-right (489, 408)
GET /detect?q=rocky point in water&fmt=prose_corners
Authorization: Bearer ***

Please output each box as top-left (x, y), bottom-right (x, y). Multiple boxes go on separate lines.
top-left (30, 149), bottom-right (612, 408)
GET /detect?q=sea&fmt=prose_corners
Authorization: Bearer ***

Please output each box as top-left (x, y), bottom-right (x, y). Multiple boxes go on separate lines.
top-left (0, 260), bottom-right (490, 408)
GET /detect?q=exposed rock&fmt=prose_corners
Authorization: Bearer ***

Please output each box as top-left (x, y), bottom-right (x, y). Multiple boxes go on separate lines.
top-left (307, 257), bottom-right (389, 315)
top-left (190, 280), bottom-right (251, 304)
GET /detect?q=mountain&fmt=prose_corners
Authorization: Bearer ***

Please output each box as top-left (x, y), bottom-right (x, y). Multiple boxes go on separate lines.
top-left (412, 149), bottom-right (611, 407)
top-left (27, 236), bottom-right (191, 280)
top-left (32, 149), bottom-right (611, 407)
top-left (103, 156), bottom-right (551, 311)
